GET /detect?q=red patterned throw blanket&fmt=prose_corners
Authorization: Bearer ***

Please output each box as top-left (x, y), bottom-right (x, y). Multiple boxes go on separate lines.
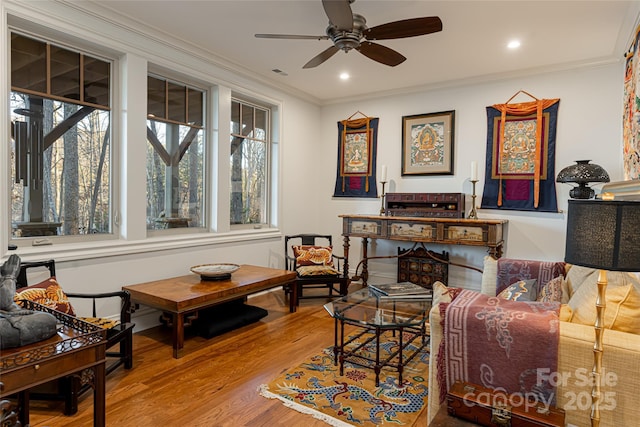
top-left (440, 290), bottom-right (560, 408)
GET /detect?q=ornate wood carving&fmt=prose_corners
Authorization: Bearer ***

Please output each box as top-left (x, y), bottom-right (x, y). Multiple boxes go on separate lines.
top-left (0, 399), bottom-right (21, 427)
top-left (398, 246), bottom-right (449, 288)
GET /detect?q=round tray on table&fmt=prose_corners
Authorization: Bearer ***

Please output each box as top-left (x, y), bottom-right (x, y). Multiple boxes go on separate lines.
top-left (190, 263), bottom-right (240, 281)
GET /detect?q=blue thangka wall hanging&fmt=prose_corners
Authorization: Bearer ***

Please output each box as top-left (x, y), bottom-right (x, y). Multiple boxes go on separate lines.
top-left (333, 113), bottom-right (379, 198)
top-left (481, 91), bottom-right (560, 212)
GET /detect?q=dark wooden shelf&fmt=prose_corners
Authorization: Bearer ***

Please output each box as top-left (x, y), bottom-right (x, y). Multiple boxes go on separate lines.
top-left (385, 192), bottom-right (465, 218)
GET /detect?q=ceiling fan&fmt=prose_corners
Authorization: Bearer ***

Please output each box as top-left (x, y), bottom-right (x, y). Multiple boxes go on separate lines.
top-left (255, 0), bottom-right (442, 69)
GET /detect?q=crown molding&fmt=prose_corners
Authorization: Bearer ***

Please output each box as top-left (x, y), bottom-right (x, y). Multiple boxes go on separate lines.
top-left (4, 0), bottom-right (323, 106)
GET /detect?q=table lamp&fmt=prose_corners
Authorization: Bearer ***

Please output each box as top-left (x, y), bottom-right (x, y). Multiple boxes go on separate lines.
top-left (564, 199), bottom-right (640, 426)
top-left (556, 160), bottom-right (610, 199)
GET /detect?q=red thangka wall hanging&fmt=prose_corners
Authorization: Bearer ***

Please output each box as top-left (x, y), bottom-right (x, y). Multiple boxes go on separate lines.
top-left (481, 90), bottom-right (560, 212)
top-left (333, 111), bottom-right (379, 198)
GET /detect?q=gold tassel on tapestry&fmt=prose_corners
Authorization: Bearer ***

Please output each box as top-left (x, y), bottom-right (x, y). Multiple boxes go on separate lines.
top-left (492, 91), bottom-right (559, 208)
top-left (340, 111), bottom-right (372, 193)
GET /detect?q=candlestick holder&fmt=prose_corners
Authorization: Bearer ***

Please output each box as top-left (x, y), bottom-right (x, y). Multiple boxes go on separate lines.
top-left (379, 181), bottom-right (387, 215)
top-left (468, 179), bottom-right (478, 219)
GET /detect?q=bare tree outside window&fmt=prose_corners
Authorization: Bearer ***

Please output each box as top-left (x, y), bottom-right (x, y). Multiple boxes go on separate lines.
top-left (146, 75), bottom-right (205, 230)
top-left (10, 95), bottom-right (111, 237)
top-left (10, 33), bottom-right (112, 239)
top-left (230, 99), bottom-right (269, 226)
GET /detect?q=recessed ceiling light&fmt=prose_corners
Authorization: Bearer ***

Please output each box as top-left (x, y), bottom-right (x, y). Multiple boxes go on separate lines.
top-left (507, 40), bottom-right (521, 49)
top-left (339, 72), bottom-right (350, 80)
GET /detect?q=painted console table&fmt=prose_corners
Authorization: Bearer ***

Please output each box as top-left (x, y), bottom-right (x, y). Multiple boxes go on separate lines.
top-left (339, 214), bottom-right (507, 284)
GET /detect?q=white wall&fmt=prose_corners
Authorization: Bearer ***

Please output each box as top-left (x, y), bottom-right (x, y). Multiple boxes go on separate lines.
top-left (2, 1), bottom-right (628, 325)
top-left (318, 63), bottom-right (624, 290)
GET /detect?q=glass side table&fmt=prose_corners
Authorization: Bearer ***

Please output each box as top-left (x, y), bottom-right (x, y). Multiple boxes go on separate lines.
top-left (324, 287), bottom-right (432, 386)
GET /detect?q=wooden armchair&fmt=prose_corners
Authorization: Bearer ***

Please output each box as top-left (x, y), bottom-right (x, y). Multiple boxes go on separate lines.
top-left (284, 234), bottom-right (350, 304)
top-left (15, 259), bottom-right (134, 415)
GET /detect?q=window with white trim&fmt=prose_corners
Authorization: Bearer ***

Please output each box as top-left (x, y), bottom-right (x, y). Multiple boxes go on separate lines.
top-left (230, 98), bottom-right (270, 226)
top-left (10, 31), bottom-right (113, 239)
top-left (146, 75), bottom-right (205, 230)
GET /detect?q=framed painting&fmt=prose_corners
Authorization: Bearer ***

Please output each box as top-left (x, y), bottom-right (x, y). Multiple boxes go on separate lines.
top-left (401, 110), bottom-right (455, 176)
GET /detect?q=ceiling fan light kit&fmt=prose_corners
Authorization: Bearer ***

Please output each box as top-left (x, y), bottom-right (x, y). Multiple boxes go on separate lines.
top-left (255, 0), bottom-right (442, 68)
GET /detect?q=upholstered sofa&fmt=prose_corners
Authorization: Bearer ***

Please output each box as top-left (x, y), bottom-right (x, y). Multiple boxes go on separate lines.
top-left (427, 257), bottom-right (640, 427)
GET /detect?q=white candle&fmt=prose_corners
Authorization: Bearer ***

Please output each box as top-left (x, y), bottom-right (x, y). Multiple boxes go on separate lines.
top-left (471, 161), bottom-right (478, 181)
top-left (381, 165), bottom-right (388, 182)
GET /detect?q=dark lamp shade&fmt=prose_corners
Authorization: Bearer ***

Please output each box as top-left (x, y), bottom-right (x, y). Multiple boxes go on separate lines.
top-left (565, 199), bottom-right (640, 271)
top-left (556, 160), bottom-right (610, 184)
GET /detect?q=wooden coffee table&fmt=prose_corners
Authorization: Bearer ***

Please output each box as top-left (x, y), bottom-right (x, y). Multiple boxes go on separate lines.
top-left (123, 264), bottom-right (297, 358)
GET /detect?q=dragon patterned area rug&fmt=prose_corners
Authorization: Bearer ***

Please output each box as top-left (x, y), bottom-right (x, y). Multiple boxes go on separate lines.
top-left (259, 331), bottom-right (429, 426)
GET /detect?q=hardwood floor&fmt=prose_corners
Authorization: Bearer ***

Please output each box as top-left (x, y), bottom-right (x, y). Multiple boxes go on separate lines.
top-left (27, 288), bottom-right (429, 426)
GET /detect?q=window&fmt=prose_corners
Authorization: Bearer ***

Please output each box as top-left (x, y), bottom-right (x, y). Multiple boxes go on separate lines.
top-left (10, 32), bottom-right (112, 238)
top-left (146, 75), bottom-right (205, 230)
top-left (230, 99), bottom-right (270, 226)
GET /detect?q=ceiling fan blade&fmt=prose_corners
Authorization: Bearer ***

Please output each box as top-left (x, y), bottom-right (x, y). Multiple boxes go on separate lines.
top-left (303, 45), bottom-right (340, 69)
top-left (255, 33), bottom-right (329, 40)
top-left (364, 17), bottom-right (443, 40)
top-left (356, 42), bottom-right (406, 67)
top-left (322, 0), bottom-right (353, 31)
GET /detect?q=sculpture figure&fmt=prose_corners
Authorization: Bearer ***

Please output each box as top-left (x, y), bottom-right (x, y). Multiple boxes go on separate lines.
top-left (0, 254), bottom-right (57, 349)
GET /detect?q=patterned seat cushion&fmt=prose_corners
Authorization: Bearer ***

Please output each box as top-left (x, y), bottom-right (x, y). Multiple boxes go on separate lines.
top-left (537, 275), bottom-right (565, 303)
top-left (296, 265), bottom-right (340, 277)
top-left (497, 279), bottom-right (538, 301)
top-left (79, 316), bottom-right (120, 329)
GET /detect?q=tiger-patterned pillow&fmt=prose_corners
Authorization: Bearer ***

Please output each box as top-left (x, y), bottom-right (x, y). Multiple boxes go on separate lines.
top-left (292, 245), bottom-right (334, 267)
top-left (15, 277), bottom-right (76, 316)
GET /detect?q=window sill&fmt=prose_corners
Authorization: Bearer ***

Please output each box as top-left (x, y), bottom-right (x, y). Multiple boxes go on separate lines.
top-left (6, 228), bottom-right (282, 263)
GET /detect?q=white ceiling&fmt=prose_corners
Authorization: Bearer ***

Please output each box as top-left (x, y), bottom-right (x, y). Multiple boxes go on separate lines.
top-left (88, 0), bottom-right (639, 104)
